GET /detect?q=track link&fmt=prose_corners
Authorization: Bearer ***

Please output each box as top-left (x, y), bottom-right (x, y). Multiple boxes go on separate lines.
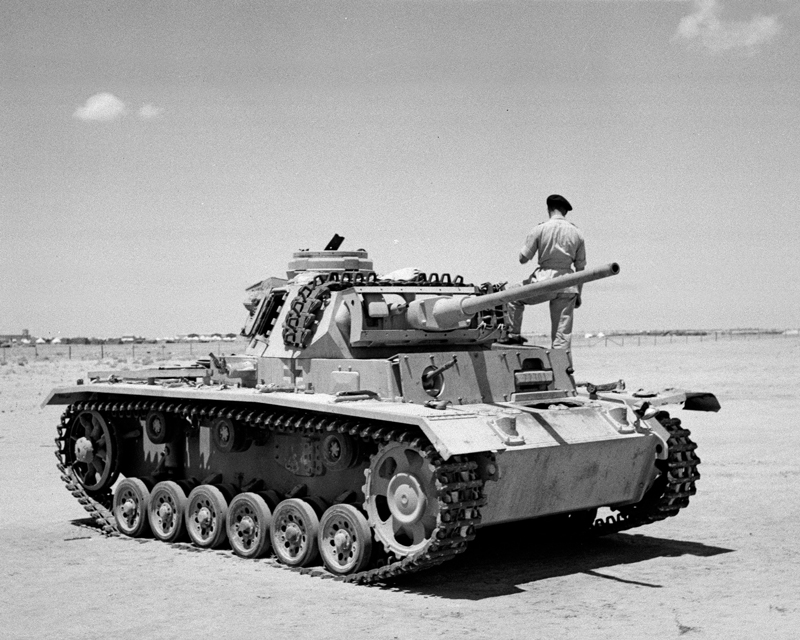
top-left (55, 398), bottom-right (485, 585)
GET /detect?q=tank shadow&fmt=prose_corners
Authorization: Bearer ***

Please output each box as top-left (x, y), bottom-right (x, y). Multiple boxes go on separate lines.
top-left (69, 517), bottom-right (733, 598)
top-left (388, 522), bottom-right (734, 600)
top-left (70, 517), bottom-right (101, 529)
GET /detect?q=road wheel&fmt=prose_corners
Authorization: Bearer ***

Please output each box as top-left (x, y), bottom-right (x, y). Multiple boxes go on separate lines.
top-left (113, 478), bottom-right (151, 537)
top-left (227, 492), bottom-right (273, 559)
top-left (318, 504), bottom-right (372, 575)
top-left (148, 481), bottom-right (189, 542)
top-left (185, 485), bottom-right (229, 549)
top-left (270, 498), bottom-right (320, 567)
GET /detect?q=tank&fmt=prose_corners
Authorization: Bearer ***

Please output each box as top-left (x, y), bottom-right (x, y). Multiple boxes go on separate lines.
top-left (44, 236), bottom-right (720, 583)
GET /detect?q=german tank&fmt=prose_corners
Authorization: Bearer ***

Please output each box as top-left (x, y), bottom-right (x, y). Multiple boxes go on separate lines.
top-left (44, 235), bottom-right (720, 583)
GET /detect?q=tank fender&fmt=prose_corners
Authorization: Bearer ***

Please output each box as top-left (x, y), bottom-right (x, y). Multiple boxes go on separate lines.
top-left (580, 388), bottom-right (720, 413)
top-left (41, 382), bottom-right (507, 461)
top-left (683, 392), bottom-right (721, 412)
top-left (630, 389), bottom-right (720, 413)
top-left (41, 389), bottom-right (93, 408)
top-left (417, 412), bottom-right (508, 460)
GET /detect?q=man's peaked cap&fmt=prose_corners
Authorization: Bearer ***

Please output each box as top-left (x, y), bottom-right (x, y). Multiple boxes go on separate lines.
top-left (546, 194), bottom-right (572, 212)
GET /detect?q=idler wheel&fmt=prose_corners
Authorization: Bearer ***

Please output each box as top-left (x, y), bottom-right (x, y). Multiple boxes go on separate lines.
top-left (148, 481), bottom-right (189, 542)
top-left (113, 478), bottom-right (152, 538)
top-left (363, 442), bottom-right (439, 557)
top-left (227, 492), bottom-right (273, 559)
top-left (211, 417), bottom-right (251, 453)
top-left (185, 485), bottom-right (229, 549)
top-left (318, 504), bottom-right (372, 575)
top-left (67, 410), bottom-right (119, 493)
top-left (145, 410), bottom-right (174, 445)
top-left (270, 498), bottom-right (320, 567)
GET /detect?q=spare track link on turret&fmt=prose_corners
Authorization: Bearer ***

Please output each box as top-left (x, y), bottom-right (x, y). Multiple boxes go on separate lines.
top-left (588, 411), bottom-right (701, 536)
top-left (54, 398), bottom-right (486, 585)
top-left (281, 270), bottom-right (499, 349)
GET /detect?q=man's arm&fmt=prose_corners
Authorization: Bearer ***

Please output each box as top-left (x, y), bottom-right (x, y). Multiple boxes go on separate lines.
top-left (519, 227), bottom-right (540, 265)
top-left (574, 236), bottom-right (586, 306)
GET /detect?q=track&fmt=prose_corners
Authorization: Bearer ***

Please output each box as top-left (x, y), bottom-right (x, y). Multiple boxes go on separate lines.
top-left (55, 399), bottom-right (485, 585)
top-left (55, 403), bottom-right (699, 583)
top-left (588, 412), bottom-right (701, 536)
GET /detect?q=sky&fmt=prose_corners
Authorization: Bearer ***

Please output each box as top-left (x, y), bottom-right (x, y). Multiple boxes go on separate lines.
top-left (2, 0), bottom-right (798, 338)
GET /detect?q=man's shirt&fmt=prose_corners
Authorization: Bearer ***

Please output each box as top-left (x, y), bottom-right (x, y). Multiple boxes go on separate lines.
top-left (520, 213), bottom-right (586, 293)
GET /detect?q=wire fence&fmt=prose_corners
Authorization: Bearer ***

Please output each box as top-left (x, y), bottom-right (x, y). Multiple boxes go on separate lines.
top-left (539, 331), bottom-right (798, 349)
top-left (0, 331), bottom-right (796, 365)
top-left (0, 340), bottom-right (245, 365)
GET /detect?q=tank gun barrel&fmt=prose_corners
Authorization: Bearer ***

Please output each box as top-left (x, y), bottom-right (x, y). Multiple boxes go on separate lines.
top-left (406, 263), bottom-right (620, 330)
top-left (462, 262), bottom-right (620, 316)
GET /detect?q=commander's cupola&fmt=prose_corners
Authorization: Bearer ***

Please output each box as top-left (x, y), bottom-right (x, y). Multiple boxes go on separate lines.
top-left (286, 234), bottom-right (373, 279)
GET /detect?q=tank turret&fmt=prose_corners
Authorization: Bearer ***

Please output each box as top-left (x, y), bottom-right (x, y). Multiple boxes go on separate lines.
top-left (241, 237), bottom-right (619, 360)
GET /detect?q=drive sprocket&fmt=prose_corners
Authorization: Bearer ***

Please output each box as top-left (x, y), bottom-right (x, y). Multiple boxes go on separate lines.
top-left (363, 441), bottom-right (441, 557)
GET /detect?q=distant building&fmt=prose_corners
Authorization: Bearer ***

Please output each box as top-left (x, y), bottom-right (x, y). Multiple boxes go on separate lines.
top-left (0, 329), bottom-right (31, 343)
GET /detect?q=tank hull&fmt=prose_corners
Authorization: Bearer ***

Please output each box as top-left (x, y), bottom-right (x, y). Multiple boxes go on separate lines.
top-left (46, 381), bottom-right (666, 528)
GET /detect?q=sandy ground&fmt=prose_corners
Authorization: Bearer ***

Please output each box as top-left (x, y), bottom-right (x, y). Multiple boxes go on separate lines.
top-left (1, 336), bottom-right (798, 639)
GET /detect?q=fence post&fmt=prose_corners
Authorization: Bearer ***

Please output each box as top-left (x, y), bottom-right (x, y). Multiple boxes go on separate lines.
top-left (638, 336), bottom-right (641, 347)
top-left (132, 344), bottom-right (135, 359)
top-left (68, 345), bottom-right (72, 359)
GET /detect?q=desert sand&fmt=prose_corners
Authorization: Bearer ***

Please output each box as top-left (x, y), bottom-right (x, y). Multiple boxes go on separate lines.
top-left (1, 336), bottom-right (798, 639)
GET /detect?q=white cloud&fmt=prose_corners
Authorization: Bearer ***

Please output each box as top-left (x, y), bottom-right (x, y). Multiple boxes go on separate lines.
top-left (138, 103), bottom-right (164, 120)
top-left (73, 92), bottom-right (127, 122)
top-left (675, 0), bottom-right (781, 55)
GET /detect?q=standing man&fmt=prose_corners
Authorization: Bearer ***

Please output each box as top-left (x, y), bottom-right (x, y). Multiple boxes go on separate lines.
top-left (504, 194), bottom-right (586, 349)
